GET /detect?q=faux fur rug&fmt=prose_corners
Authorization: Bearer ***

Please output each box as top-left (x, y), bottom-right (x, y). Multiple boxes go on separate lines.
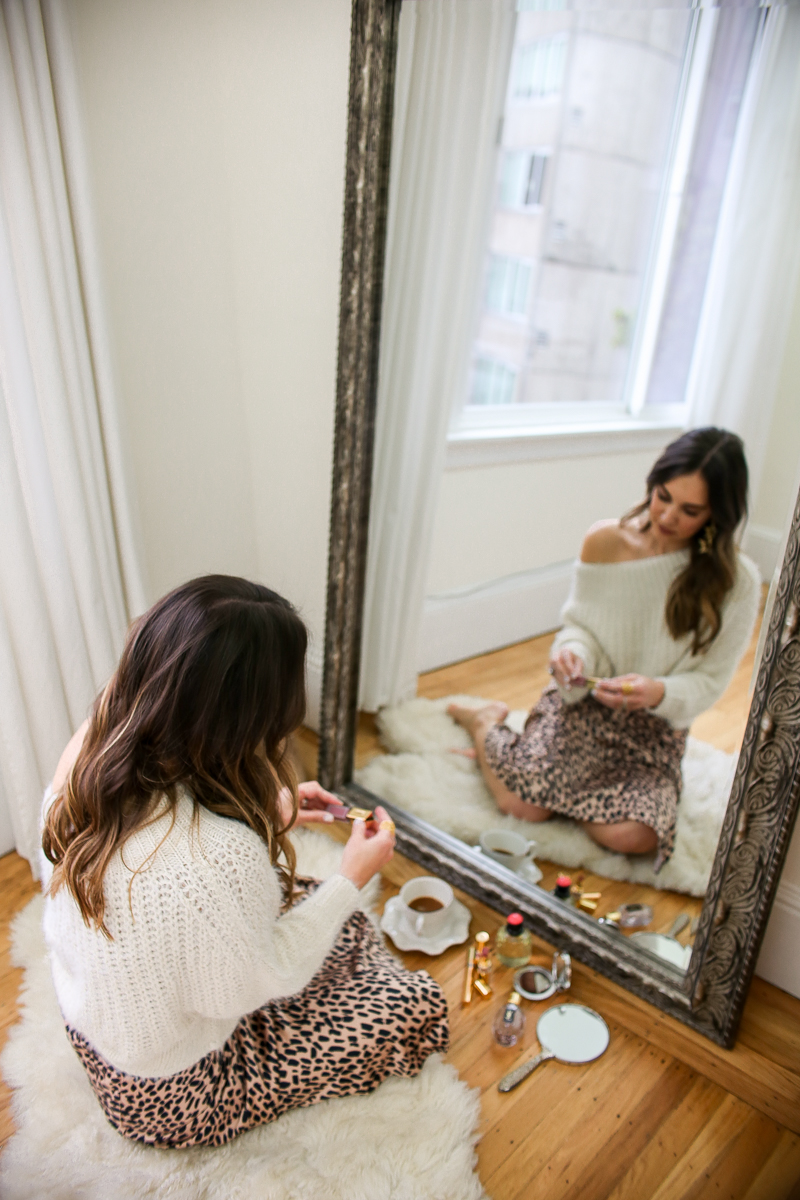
top-left (356, 695), bottom-right (737, 897)
top-left (0, 829), bottom-right (485, 1200)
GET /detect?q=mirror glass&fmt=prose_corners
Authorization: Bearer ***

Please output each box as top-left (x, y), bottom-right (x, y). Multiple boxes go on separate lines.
top-left (351, 0), bottom-right (798, 977)
top-left (537, 1004), bottom-right (610, 1062)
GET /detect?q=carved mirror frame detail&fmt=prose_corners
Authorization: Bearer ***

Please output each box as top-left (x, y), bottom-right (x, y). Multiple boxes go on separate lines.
top-left (320, 0), bottom-right (800, 1047)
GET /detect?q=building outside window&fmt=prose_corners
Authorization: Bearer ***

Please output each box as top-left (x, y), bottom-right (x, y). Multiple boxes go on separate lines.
top-left (457, 3), bottom-right (759, 438)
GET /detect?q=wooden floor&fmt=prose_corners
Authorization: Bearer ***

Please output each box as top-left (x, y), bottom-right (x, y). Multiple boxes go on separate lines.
top-left (1, 835), bottom-right (800, 1195)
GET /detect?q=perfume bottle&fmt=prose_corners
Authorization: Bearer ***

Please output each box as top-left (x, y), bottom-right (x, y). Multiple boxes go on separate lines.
top-left (552, 874), bottom-right (573, 901)
top-left (496, 913), bottom-right (532, 967)
top-left (492, 990), bottom-right (526, 1047)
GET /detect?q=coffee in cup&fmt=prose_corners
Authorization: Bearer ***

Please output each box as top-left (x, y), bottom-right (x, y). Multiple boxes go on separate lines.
top-left (479, 830), bottom-right (537, 873)
top-left (398, 876), bottom-right (454, 938)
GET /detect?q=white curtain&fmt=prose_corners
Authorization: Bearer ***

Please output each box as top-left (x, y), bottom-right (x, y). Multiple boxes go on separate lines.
top-left (0, 0), bottom-right (146, 871)
top-left (687, 5), bottom-right (800, 505)
top-left (359, 0), bottom-right (516, 711)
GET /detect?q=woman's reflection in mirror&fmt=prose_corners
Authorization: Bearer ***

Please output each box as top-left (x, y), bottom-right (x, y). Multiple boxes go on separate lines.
top-left (448, 428), bottom-right (760, 871)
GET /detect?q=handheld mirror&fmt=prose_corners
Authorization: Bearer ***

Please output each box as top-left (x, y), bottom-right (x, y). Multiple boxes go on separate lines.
top-left (498, 1003), bottom-right (609, 1092)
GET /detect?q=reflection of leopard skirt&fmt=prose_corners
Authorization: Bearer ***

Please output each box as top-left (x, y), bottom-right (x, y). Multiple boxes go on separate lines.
top-left (484, 688), bottom-right (687, 868)
top-left (66, 879), bottom-right (449, 1148)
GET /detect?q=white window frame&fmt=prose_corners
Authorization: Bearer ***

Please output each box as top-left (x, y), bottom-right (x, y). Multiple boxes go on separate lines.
top-left (449, 7), bottom-right (718, 466)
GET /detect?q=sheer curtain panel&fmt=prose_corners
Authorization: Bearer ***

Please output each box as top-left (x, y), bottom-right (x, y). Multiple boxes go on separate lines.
top-left (358, 0), bottom-right (516, 711)
top-left (0, 0), bottom-right (146, 869)
top-left (686, 5), bottom-right (800, 504)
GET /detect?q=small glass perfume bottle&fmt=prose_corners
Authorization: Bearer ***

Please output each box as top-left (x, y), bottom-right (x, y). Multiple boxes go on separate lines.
top-left (492, 990), bottom-right (526, 1047)
top-left (495, 913), bottom-right (532, 967)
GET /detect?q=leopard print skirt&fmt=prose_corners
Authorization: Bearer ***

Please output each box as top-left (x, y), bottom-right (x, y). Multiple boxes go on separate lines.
top-left (66, 879), bottom-right (450, 1148)
top-left (484, 687), bottom-right (687, 867)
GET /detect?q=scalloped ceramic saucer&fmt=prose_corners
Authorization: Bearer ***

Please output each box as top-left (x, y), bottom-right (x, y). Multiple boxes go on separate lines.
top-left (380, 895), bottom-right (472, 955)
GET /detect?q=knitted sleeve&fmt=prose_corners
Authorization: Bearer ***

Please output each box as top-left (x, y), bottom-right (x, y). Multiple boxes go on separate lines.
top-left (173, 817), bottom-right (360, 1021)
top-left (652, 555), bottom-right (761, 728)
top-left (550, 566), bottom-right (615, 706)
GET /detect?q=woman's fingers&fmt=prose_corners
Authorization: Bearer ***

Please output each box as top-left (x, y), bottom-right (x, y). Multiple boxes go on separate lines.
top-left (297, 781), bottom-right (340, 809)
top-left (549, 650), bottom-right (585, 689)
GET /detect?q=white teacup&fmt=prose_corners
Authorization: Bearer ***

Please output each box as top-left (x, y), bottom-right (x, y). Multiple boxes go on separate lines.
top-left (480, 829), bottom-right (537, 873)
top-left (398, 876), bottom-right (454, 938)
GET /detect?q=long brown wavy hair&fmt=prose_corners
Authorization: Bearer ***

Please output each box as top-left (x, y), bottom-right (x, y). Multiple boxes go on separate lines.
top-left (623, 428), bottom-right (748, 654)
top-left (42, 576), bottom-right (308, 937)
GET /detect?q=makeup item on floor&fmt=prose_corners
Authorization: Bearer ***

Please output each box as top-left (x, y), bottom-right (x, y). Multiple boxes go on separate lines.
top-left (630, 930), bottom-right (692, 969)
top-left (492, 990), bottom-right (526, 1047)
top-left (479, 830), bottom-right (538, 874)
top-left (514, 951), bottom-right (572, 1002)
top-left (576, 891), bottom-right (601, 912)
top-left (597, 913), bottom-right (623, 931)
top-left (552, 875), bottom-right (573, 902)
top-left (616, 902), bottom-right (654, 928)
top-left (397, 877), bottom-right (454, 938)
top-left (462, 943), bottom-right (476, 1005)
top-left (496, 913), bottom-right (533, 968)
top-left (473, 931), bottom-right (493, 996)
top-left (666, 912), bottom-right (691, 939)
top-left (497, 1004), bottom-right (610, 1093)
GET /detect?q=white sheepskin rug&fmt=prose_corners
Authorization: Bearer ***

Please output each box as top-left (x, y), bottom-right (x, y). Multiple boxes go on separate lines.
top-left (356, 695), bottom-right (737, 897)
top-left (0, 829), bottom-right (485, 1200)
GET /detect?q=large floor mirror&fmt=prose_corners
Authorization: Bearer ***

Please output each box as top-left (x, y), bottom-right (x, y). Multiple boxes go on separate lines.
top-left (319, 0), bottom-right (800, 1046)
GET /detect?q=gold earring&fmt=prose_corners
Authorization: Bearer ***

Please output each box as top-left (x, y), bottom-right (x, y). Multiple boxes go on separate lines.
top-left (698, 520), bottom-right (717, 555)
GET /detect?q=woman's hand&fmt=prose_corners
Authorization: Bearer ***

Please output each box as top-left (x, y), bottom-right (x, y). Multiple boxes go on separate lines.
top-left (549, 649), bottom-right (586, 691)
top-left (277, 782), bottom-right (344, 829)
top-left (338, 805), bottom-right (395, 890)
top-left (591, 674), bottom-right (665, 713)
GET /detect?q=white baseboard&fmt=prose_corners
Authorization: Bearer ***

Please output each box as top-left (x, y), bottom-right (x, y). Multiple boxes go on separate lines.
top-left (756, 881), bottom-right (800, 999)
top-left (418, 560), bottom-right (573, 673)
top-left (742, 523), bottom-right (784, 582)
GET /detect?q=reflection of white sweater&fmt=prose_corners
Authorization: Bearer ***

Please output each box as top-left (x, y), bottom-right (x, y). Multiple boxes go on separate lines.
top-left (551, 551), bottom-right (761, 728)
top-left (41, 791), bottom-right (359, 1078)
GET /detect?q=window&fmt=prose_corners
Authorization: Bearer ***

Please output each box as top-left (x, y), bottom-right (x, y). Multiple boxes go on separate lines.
top-left (471, 358), bottom-right (517, 406)
top-left (500, 151), bottom-right (549, 209)
top-left (486, 255), bottom-right (531, 316)
top-left (512, 34), bottom-right (568, 101)
top-left (455, 5), bottom-right (761, 443)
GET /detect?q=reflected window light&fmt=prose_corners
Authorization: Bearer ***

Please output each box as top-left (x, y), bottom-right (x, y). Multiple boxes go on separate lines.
top-left (500, 151), bottom-right (548, 208)
top-left (517, 0), bottom-right (565, 10)
top-left (512, 34), bottom-right (567, 101)
top-left (487, 255), bottom-right (531, 316)
top-left (471, 358), bottom-right (517, 405)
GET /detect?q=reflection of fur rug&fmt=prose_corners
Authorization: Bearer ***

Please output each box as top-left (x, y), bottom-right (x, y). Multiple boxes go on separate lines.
top-left (0, 829), bottom-right (485, 1200)
top-left (355, 696), bottom-right (737, 897)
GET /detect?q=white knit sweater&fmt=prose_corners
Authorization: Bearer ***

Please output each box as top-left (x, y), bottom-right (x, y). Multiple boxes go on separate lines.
top-left (551, 550), bottom-right (760, 728)
top-left (40, 791), bottom-right (360, 1078)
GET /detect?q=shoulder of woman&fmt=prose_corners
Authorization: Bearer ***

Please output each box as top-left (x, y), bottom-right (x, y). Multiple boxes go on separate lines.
top-left (580, 520), bottom-right (627, 563)
top-left (52, 719), bottom-right (90, 792)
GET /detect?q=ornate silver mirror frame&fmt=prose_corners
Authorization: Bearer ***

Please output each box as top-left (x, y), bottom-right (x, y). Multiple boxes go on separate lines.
top-left (318, 0), bottom-right (800, 1047)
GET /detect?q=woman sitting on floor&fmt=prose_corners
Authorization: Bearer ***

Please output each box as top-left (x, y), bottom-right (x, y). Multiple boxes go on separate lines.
top-left (448, 427), bottom-right (760, 870)
top-left (41, 576), bottom-right (448, 1148)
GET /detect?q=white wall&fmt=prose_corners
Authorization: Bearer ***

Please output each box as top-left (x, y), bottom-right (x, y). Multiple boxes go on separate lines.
top-left (753, 268), bottom-right (800, 995)
top-left (64, 0), bottom-right (353, 721)
top-left (420, 443), bottom-right (659, 668)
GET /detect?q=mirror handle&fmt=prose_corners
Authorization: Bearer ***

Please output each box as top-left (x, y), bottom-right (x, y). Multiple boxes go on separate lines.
top-left (498, 1048), bottom-right (555, 1092)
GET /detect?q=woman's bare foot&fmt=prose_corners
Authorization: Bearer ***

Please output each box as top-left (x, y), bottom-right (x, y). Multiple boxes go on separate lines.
top-left (446, 701), bottom-right (509, 738)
